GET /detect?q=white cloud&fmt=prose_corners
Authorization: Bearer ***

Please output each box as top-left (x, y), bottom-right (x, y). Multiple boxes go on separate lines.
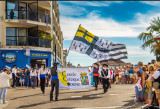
top-left (61, 1), bottom-right (123, 7)
top-left (60, 8), bottom-right (160, 40)
top-left (141, 1), bottom-right (160, 7)
top-left (59, 4), bottom-right (86, 16)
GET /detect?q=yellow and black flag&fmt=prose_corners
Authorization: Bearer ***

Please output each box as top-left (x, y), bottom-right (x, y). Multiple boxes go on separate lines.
top-left (69, 25), bottom-right (128, 60)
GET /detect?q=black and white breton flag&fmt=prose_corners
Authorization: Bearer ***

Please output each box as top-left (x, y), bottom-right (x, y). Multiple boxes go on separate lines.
top-left (69, 25), bottom-right (128, 60)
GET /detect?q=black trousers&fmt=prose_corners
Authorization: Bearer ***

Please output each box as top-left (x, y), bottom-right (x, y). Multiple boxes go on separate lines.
top-left (102, 78), bottom-right (110, 92)
top-left (40, 78), bottom-right (45, 93)
top-left (93, 76), bottom-right (99, 89)
top-left (50, 79), bottom-right (59, 100)
top-left (12, 75), bottom-right (16, 87)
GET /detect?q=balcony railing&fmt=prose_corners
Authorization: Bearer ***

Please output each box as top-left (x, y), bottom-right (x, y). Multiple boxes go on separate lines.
top-left (6, 10), bottom-right (51, 24)
top-left (6, 36), bottom-right (51, 48)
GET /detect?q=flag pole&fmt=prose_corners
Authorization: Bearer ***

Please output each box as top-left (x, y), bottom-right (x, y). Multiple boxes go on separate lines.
top-left (67, 24), bottom-right (81, 55)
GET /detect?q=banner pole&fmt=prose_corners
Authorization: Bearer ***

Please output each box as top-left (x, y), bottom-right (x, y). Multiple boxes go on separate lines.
top-left (67, 24), bottom-right (81, 55)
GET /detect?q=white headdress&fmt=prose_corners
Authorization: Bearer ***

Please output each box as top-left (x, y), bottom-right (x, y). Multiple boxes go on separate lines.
top-left (5, 65), bottom-right (11, 69)
top-left (26, 65), bottom-right (31, 69)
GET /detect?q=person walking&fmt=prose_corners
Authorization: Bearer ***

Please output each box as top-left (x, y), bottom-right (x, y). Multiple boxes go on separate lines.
top-left (92, 63), bottom-right (100, 90)
top-left (45, 67), bottom-right (50, 87)
top-left (101, 64), bottom-right (110, 93)
top-left (0, 69), bottom-right (12, 104)
top-left (25, 68), bottom-right (31, 87)
top-left (38, 64), bottom-right (46, 94)
top-left (30, 68), bottom-right (37, 89)
top-left (50, 63), bottom-right (59, 101)
top-left (11, 65), bottom-right (17, 88)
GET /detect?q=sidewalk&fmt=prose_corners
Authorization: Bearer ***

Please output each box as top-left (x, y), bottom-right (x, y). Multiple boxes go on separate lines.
top-left (0, 103), bottom-right (9, 109)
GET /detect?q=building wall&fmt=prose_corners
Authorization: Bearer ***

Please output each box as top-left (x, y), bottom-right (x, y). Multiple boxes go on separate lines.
top-left (0, 1), bottom-right (63, 67)
top-left (0, 50), bottom-right (52, 70)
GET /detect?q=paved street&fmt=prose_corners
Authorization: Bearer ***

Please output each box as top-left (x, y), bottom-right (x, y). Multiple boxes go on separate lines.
top-left (0, 84), bottom-right (144, 109)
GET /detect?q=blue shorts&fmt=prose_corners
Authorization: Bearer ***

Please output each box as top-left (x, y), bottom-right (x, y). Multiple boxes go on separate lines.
top-left (20, 79), bottom-right (24, 82)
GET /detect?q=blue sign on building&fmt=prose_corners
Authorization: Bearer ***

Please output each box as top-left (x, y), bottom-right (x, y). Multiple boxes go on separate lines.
top-left (0, 50), bottom-right (52, 70)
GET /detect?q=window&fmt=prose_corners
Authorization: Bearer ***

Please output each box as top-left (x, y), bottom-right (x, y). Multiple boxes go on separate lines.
top-left (6, 1), bottom-right (18, 19)
top-left (6, 28), bottom-right (17, 46)
top-left (6, 1), bottom-right (27, 19)
top-left (6, 27), bottom-right (27, 46)
top-left (18, 2), bottom-right (27, 19)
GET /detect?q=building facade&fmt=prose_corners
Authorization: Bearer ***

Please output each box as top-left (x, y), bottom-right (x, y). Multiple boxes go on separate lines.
top-left (0, 1), bottom-right (63, 69)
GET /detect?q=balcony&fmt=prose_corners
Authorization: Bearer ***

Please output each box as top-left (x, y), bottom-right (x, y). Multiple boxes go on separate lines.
top-left (6, 10), bottom-right (51, 24)
top-left (6, 36), bottom-right (51, 48)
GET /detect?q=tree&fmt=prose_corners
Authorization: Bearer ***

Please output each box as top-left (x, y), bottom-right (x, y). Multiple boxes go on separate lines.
top-left (138, 17), bottom-right (160, 55)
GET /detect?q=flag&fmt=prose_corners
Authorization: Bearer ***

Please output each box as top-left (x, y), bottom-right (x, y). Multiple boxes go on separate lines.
top-left (98, 44), bottom-right (128, 61)
top-left (69, 25), bottom-right (128, 60)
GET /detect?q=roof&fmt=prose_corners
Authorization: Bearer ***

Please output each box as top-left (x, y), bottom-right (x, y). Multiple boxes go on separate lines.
top-left (63, 49), bottom-right (68, 54)
top-left (99, 60), bottom-right (131, 66)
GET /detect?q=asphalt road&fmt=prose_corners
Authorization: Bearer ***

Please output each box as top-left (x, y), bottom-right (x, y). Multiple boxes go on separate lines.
top-left (0, 84), bottom-right (144, 109)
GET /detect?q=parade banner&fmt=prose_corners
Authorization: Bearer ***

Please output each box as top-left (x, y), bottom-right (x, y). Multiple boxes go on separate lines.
top-left (58, 68), bottom-right (91, 89)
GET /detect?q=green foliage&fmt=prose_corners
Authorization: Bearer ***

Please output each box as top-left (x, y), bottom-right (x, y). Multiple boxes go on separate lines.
top-left (38, 32), bottom-right (53, 41)
top-left (138, 17), bottom-right (160, 55)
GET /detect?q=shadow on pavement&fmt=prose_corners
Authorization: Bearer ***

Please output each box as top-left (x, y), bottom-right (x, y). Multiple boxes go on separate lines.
top-left (18, 101), bottom-right (51, 108)
top-left (51, 107), bottom-right (75, 109)
top-left (121, 95), bottom-right (144, 109)
top-left (17, 93), bottom-right (104, 108)
top-left (10, 93), bottom-right (42, 100)
top-left (60, 87), bottom-right (103, 95)
top-left (60, 92), bottom-right (104, 101)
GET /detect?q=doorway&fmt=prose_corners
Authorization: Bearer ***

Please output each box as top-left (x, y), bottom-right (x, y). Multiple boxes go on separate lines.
top-left (31, 58), bottom-right (46, 68)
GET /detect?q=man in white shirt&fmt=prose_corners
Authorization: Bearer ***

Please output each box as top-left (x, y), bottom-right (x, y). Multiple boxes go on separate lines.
top-left (38, 64), bottom-right (46, 94)
top-left (0, 69), bottom-right (12, 104)
top-left (11, 65), bottom-right (17, 88)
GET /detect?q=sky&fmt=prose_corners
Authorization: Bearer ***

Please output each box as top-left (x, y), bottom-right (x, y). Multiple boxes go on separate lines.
top-left (58, 1), bottom-right (160, 66)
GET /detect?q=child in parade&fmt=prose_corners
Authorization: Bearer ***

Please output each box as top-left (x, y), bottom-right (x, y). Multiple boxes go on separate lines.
top-left (133, 71), bottom-right (142, 102)
top-left (20, 69), bottom-right (25, 87)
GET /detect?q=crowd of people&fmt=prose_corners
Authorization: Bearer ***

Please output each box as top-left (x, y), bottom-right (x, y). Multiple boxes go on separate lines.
top-left (3, 65), bottom-right (51, 89)
top-left (90, 59), bottom-right (160, 108)
top-left (0, 59), bottom-right (160, 108)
